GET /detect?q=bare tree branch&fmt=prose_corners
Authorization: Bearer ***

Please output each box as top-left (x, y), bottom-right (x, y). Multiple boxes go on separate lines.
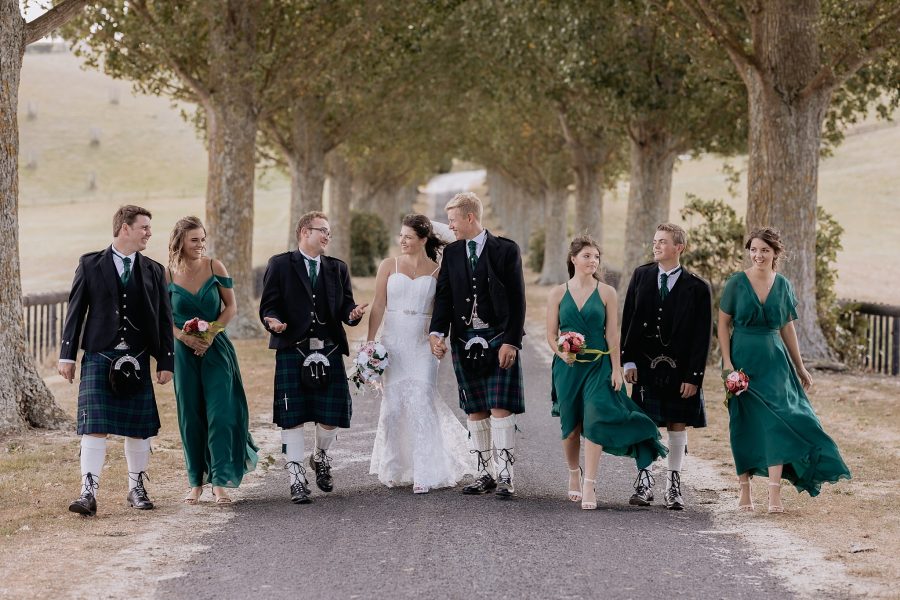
top-left (25, 0), bottom-right (88, 45)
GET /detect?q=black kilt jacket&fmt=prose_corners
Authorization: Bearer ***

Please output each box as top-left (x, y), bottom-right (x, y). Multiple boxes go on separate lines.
top-left (59, 247), bottom-right (175, 372)
top-left (429, 231), bottom-right (526, 349)
top-left (620, 262), bottom-right (712, 387)
top-left (258, 251), bottom-right (360, 356)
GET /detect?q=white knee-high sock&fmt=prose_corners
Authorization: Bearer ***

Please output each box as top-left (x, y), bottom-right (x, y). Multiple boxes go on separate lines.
top-left (315, 424), bottom-right (338, 455)
top-left (667, 430), bottom-right (687, 481)
top-left (124, 437), bottom-right (151, 490)
top-left (467, 418), bottom-right (494, 477)
top-left (282, 427), bottom-right (306, 464)
top-left (491, 415), bottom-right (517, 482)
top-left (80, 435), bottom-right (107, 495)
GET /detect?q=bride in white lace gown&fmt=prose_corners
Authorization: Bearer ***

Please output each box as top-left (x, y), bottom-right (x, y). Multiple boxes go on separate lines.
top-left (367, 215), bottom-right (472, 493)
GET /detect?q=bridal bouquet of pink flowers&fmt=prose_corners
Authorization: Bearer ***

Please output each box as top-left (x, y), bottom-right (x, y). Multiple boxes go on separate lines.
top-left (181, 317), bottom-right (224, 343)
top-left (351, 341), bottom-right (390, 390)
top-left (723, 368), bottom-right (750, 406)
top-left (557, 332), bottom-right (586, 355)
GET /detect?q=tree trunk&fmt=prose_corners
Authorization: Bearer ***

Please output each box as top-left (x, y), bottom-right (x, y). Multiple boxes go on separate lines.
top-left (285, 108), bottom-right (327, 250)
top-left (573, 161), bottom-right (603, 243)
top-left (538, 186), bottom-right (570, 285)
top-left (744, 1), bottom-right (832, 358)
top-left (487, 171), bottom-right (541, 250)
top-left (325, 153), bottom-right (352, 265)
top-left (203, 2), bottom-right (260, 338)
top-left (620, 124), bottom-right (678, 295)
top-left (0, 1), bottom-right (69, 431)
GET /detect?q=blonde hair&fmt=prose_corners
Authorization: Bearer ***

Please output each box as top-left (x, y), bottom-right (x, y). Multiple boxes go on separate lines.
top-left (656, 223), bottom-right (686, 247)
top-left (168, 216), bottom-right (205, 272)
top-left (445, 192), bottom-right (483, 221)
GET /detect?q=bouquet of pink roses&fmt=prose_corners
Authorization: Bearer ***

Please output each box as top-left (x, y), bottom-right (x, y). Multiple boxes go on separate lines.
top-left (181, 317), bottom-right (225, 343)
top-left (723, 368), bottom-right (750, 406)
top-left (557, 332), bottom-right (586, 355)
top-left (351, 341), bottom-right (389, 390)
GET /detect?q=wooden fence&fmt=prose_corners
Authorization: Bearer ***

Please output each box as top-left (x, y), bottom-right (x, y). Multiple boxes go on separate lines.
top-left (856, 302), bottom-right (900, 376)
top-left (19, 276), bottom-right (900, 376)
top-left (22, 291), bottom-right (69, 363)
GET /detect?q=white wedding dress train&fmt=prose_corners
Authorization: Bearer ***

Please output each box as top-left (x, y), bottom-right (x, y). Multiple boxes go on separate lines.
top-left (369, 270), bottom-right (473, 489)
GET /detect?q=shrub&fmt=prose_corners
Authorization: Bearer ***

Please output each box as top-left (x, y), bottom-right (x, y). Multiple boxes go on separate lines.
top-left (528, 228), bottom-right (545, 273)
top-left (680, 195), bottom-right (745, 362)
top-left (350, 211), bottom-right (389, 276)
top-left (816, 207), bottom-right (867, 368)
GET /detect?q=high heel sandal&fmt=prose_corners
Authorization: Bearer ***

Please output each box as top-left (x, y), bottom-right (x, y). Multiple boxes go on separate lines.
top-left (567, 467), bottom-right (583, 502)
top-left (183, 486), bottom-right (203, 505)
top-left (737, 481), bottom-right (754, 512)
top-left (767, 482), bottom-right (784, 514)
top-left (581, 478), bottom-right (597, 510)
top-left (213, 486), bottom-right (233, 505)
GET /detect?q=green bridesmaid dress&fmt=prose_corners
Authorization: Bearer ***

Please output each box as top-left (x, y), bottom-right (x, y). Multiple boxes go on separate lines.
top-left (169, 270), bottom-right (258, 488)
top-left (551, 284), bottom-right (668, 469)
top-left (720, 272), bottom-right (850, 496)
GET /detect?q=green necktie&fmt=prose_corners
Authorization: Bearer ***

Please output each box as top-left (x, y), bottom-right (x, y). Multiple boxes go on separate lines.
top-left (121, 256), bottom-right (132, 285)
top-left (307, 257), bottom-right (318, 288)
top-left (659, 271), bottom-right (669, 300)
top-left (468, 240), bottom-right (478, 271)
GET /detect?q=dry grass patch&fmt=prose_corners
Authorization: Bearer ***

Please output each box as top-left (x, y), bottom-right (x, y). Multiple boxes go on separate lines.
top-left (690, 371), bottom-right (900, 596)
top-left (0, 338), bottom-right (283, 599)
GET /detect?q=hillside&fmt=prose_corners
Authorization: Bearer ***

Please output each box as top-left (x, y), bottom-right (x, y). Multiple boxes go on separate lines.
top-left (16, 49), bottom-right (899, 303)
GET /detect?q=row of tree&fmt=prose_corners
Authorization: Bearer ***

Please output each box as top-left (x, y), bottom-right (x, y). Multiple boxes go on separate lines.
top-left (1, 0), bottom-right (899, 430)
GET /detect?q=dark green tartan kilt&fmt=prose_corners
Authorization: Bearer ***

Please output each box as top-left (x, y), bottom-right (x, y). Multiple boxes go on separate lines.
top-left (76, 350), bottom-right (160, 439)
top-left (273, 346), bottom-right (352, 429)
top-left (631, 382), bottom-right (707, 428)
top-left (450, 328), bottom-right (525, 415)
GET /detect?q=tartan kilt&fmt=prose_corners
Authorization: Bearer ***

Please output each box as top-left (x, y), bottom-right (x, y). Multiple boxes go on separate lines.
top-left (450, 328), bottom-right (525, 415)
top-left (77, 350), bottom-right (160, 438)
top-left (631, 382), bottom-right (707, 428)
top-left (273, 346), bottom-right (352, 429)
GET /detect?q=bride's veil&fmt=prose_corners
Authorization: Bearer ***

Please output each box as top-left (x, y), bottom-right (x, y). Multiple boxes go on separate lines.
top-left (430, 220), bottom-right (456, 244)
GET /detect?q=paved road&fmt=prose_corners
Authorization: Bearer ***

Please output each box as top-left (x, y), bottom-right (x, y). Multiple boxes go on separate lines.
top-left (157, 339), bottom-right (793, 600)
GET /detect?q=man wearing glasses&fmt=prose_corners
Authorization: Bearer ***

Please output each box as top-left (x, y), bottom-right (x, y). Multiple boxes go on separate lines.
top-left (259, 211), bottom-right (368, 504)
top-left (620, 223), bottom-right (712, 510)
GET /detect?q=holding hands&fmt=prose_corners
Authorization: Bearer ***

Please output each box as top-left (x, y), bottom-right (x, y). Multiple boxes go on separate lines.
top-left (430, 334), bottom-right (447, 359)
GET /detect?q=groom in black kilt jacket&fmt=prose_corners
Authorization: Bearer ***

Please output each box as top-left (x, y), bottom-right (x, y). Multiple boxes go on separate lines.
top-left (259, 211), bottom-right (367, 504)
top-left (621, 223), bottom-right (712, 510)
top-left (429, 192), bottom-right (526, 498)
top-left (58, 205), bottom-right (174, 517)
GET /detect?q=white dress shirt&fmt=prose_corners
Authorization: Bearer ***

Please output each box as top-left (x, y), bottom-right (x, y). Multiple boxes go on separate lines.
top-left (110, 246), bottom-right (137, 277)
top-left (430, 229), bottom-right (488, 340)
top-left (298, 249), bottom-right (321, 276)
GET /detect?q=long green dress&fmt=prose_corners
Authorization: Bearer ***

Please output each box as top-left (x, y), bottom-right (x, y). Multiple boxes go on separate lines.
top-left (170, 272), bottom-right (258, 488)
top-left (720, 272), bottom-right (850, 496)
top-left (551, 284), bottom-right (668, 469)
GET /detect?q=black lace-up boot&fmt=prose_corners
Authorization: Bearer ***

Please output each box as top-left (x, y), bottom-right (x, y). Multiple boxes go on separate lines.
top-left (630, 468), bottom-right (655, 506)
